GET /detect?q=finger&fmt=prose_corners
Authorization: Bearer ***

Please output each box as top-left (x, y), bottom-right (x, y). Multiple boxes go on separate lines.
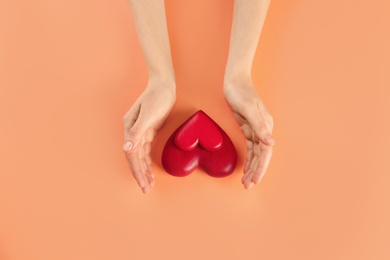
top-left (123, 106), bottom-right (151, 153)
top-left (242, 132), bottom-right (257, 181)
top-left (144, 165), bottom-right (154, 188)
top-left (242, 144), bottom-right (258, 186)
top-left (123, 104), bottom-right (140, 140)
top-left (140, 162), bottom-right (152, 192)
top-left (242, 141), bottom-right (259, 188)
top-left (143, 142), bottom-right (155, 180)
top-left (241, 171), bottom-right (247, 184)
top-left (245, 110), bottom-right (275, 146)
top-left (138, 146), bottom-right (151, 193)
top-left (243, 171), bottom-right (255, 190)
top-left (252, 144), bottom-right (273, 185)
top-left (123, 105), bottom-right (140, 132)
top-left (139, 143), bottom-right (153, 188)
top-left (254, 120), bottom-right (275, 146)
top-left (244, 140), bottom-right (254, 173)
top-left (242, 164), bottom-right (256, 189)
top-left (125, 150), bottom-right (148, 191)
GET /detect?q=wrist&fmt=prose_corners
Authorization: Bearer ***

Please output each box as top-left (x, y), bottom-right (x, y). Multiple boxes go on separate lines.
top-left (224, 61), bottom-right (252, 81)
top-left (147, 74), bottom-right (176, 89)
top-left (223, 73), bottom-right (253, 91)
top-left (148, 64), bottom-right (176, 84)
top-left (146, 77), bottom-right (177, 99)
top-left (224, 68), bottom-right (252, 86)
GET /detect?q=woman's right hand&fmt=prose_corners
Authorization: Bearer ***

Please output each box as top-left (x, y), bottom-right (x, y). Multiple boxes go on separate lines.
top-left (122, 79), bottom-right (176, 193)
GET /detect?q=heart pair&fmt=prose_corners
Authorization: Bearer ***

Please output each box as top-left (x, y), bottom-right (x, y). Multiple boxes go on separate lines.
top-left (162, 110), bottom-right (237, 177)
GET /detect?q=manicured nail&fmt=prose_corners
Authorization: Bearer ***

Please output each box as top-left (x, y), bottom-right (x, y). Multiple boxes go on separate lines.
top-left (123, 141), bottom-right (133, 151)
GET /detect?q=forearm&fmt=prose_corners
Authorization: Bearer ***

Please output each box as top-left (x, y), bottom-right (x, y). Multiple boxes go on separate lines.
top-left (224, 0), bottom-right (271, 84)
top-left (127, 0), bottom-right (176, 85)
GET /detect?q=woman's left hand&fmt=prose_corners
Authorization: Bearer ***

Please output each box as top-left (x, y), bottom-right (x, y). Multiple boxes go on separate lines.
top-left (224, 77), bottom-right (276, 189)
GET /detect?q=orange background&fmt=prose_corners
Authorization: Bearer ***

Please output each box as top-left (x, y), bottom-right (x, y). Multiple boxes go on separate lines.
top-left (1, 0), bottom-right (389, 259)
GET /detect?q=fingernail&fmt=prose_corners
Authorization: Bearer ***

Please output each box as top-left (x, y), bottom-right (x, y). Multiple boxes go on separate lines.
top-left (123, 141), bottom-right (133, 151)
top-left (265, 136), bottom-right (275, 144)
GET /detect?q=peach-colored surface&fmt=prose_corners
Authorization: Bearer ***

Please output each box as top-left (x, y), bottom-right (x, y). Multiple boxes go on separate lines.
top-left (1, 0), bottom-right (389, 259)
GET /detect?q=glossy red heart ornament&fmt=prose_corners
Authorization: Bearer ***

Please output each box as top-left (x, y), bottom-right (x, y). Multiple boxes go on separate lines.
top-left (174, 110), bottom-right (223, 151)
top-left (162, 110), bottom-right (237, 177)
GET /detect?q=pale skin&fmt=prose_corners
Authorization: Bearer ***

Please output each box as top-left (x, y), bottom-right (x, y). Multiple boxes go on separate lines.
top-left (124, 0), bottom-right (275, 193)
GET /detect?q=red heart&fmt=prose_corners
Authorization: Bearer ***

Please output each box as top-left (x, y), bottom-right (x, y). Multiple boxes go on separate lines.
top-left (162, 110), bottom-right (237, 177)
top-left (174, 110), bottom-right (223, 151)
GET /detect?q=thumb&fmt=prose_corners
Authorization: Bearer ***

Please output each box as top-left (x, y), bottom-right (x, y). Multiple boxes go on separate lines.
top-left (256, 124), bottom-right (275, 146)
top-left (123, 119), bottom-right (148, 152)
top-left (246, 113), bottom-right (275, 146)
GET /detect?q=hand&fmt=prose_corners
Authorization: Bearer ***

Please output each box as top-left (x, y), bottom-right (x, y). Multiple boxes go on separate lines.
top-left (224, 77), bottom-right (275, 190)
top-left (122, 79), bottom-right (176, 193)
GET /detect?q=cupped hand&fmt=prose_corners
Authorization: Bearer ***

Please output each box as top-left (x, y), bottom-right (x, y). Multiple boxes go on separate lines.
top-left (224, 77), bottom-right (275, 189)
top-left (122, 80), bottom-right (176, 193)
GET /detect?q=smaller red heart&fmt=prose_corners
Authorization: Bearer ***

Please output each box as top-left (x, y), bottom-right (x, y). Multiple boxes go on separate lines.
top-left (174, 110), bottom-right (223, 151)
